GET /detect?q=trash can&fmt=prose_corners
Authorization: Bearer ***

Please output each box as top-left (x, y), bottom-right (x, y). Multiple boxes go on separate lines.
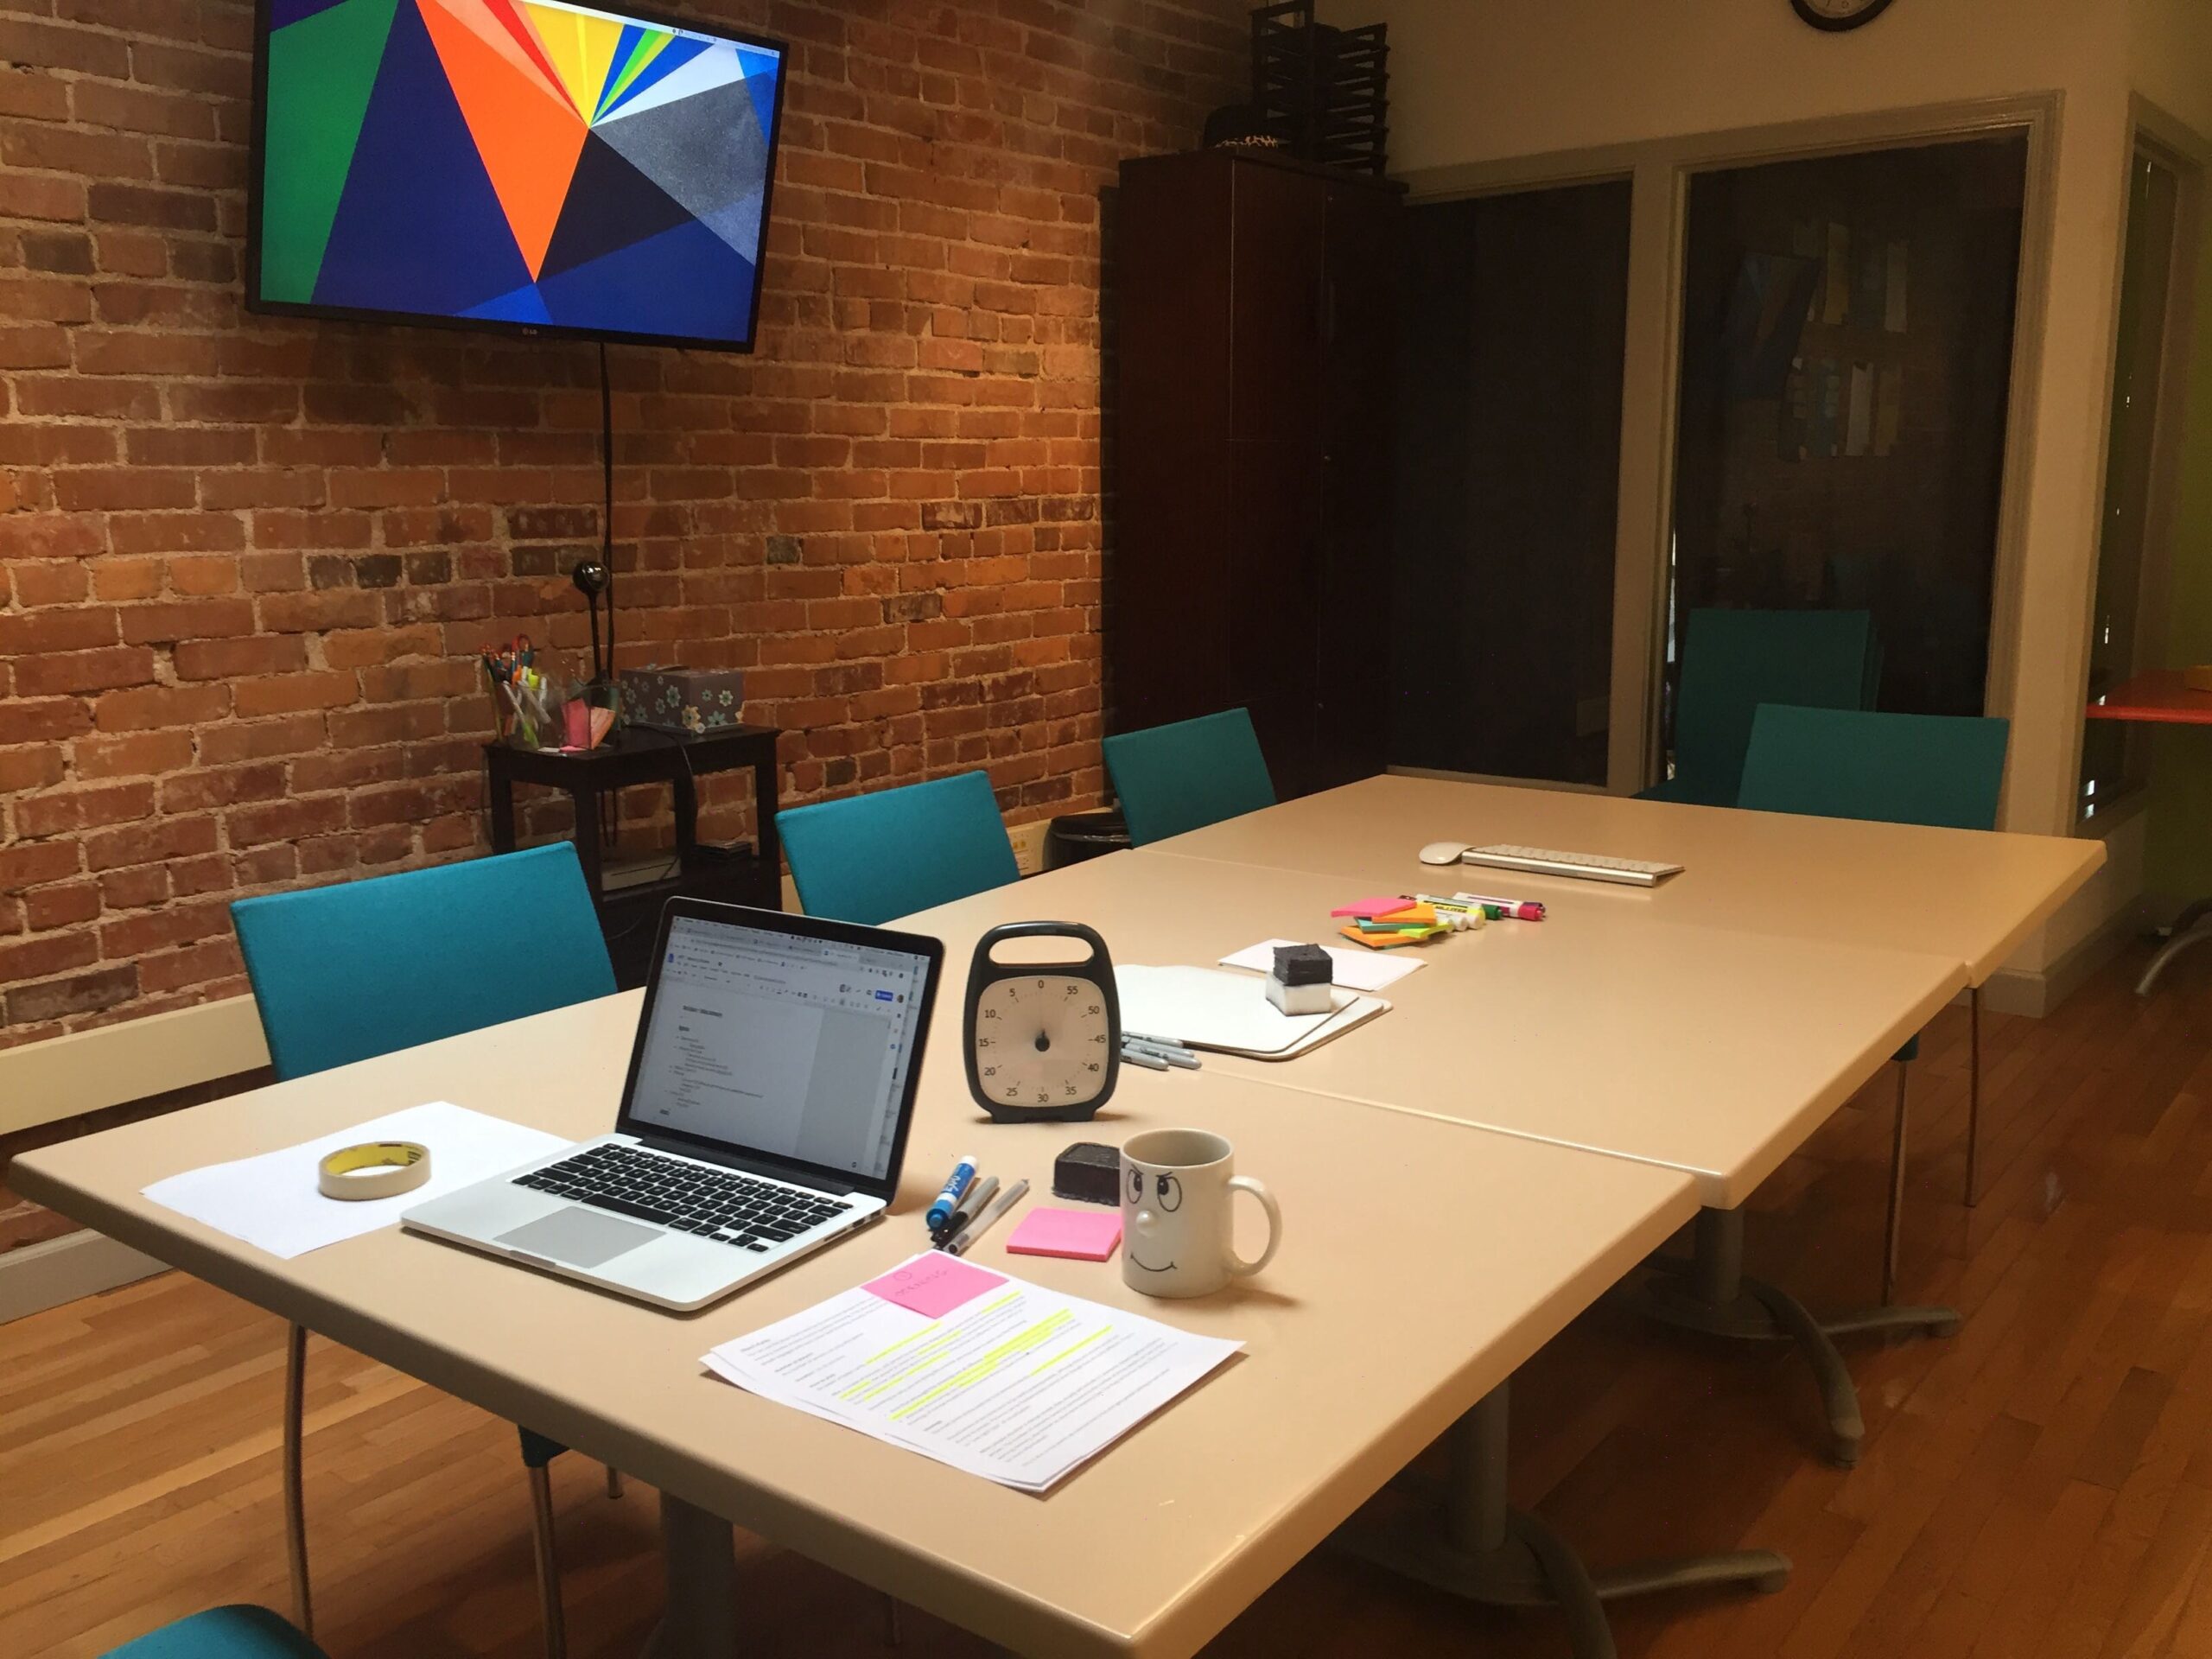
top-left (1044, 809), bottom-right (1129, 870)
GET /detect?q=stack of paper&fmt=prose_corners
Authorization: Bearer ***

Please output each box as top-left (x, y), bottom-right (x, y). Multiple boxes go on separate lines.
top-left (702, 1253), bottom-right (1241, 1492)
top-left (143, 1101), bottom-right (571, 1260)
top-left (1115, 964), bottom-right (1388, 1059)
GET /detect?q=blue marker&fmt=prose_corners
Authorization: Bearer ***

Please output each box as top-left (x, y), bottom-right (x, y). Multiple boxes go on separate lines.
top-left (926, 1154), bottom-right (978, 1232)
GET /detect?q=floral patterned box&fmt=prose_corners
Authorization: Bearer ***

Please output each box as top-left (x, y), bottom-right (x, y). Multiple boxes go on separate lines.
top-left (622, 666), bottom-right (746, 734)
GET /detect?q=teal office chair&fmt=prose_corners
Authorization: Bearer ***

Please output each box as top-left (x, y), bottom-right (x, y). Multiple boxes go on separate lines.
top-left (1643, 609), bottom-right (1878, 807)
top-left (1738, 704), bottom-right (2010, 1304)
top-left (231, 842), bottom-right (620, 1658)
top-left (779, 770), bottom-right (1020, 925)
top-left (1102, 709), bottom-right (1276, 847)
top-left (103, 1605), bottom-right (326, 1659)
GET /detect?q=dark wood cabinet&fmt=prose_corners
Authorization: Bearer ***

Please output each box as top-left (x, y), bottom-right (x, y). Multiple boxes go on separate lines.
top-left (1110, 148), bottom-right (1400, 800)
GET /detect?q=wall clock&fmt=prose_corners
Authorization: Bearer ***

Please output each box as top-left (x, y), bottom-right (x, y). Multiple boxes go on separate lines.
top-left (963, 922), bottom-right (1121, 1123)
top-left (1791, 0), bottom-right (1894, 30)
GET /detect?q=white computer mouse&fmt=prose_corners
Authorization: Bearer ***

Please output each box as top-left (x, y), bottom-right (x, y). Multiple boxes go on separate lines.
top-left (1418, 841), bottom-right (1471, 865)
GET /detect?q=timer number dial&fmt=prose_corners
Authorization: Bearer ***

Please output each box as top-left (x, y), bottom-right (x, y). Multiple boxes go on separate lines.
top-left (972, 974), bottom-right (1113, 1109)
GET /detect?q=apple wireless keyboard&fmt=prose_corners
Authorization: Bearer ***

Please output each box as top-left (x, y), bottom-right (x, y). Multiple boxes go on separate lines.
top-left (1457, 843), bottom-right (1683, 887)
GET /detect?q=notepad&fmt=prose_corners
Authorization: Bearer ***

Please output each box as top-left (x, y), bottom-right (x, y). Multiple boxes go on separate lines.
top-left (1007, 1206), bottom-right (1122, 1261)
top-left (1218, 938), bottom-right (1423, 993)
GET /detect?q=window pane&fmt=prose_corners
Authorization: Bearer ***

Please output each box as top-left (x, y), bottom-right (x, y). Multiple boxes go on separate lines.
top-left (2080, 151), bottom-right (2179, 817)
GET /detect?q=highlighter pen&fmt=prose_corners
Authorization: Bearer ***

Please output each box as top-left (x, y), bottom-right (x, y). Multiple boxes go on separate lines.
top-left (925, 1154), bottom-right (977, 1232)
top-left (1449, 890), bottom-right (1547, 921)
top-left (1408, 890), bottom-right (1547, 921)
top-left (932, 1174), bottom-right (998, 1248)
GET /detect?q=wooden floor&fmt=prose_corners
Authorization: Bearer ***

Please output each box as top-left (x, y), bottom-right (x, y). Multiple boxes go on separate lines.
top-left (8, 940), bottom-right (2212, 1658)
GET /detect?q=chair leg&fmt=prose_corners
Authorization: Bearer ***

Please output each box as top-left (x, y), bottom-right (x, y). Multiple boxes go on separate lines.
top-left (606, 1465), bottom-right (623, 1500)
top-left (1884, 1063), bottom-right (1910, 1306)
top-left (1962, 986), bottom-right (1983, 1207)
top-left (528, 1462), bottom-right (568, 1659)
top-left (283, 1321), bottom-right (313, 1640)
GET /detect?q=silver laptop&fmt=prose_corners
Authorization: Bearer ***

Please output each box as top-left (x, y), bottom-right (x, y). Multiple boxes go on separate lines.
top-left (404, 899), bottom-right (944, 1313)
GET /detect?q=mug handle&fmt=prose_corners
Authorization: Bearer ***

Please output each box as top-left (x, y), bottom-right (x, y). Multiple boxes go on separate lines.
top-left (1225, 1176), bottom-right (1281, 1277)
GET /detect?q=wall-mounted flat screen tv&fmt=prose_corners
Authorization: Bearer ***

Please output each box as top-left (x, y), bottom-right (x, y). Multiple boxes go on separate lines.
top-left (248, 0), bottom-right (785, 351)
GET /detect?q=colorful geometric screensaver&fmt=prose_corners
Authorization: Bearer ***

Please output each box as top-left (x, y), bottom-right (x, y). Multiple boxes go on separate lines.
top-left (255, 0), bottom-right (781, 346)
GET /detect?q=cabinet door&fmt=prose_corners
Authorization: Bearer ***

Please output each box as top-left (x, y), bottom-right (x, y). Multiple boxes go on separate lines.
top-left (1229, 162), bottom-right (1326, 445)
top-left (1229, 439), bottom-right (1325, 795)
top-left (1313, 181), bottom-right (1399, 786)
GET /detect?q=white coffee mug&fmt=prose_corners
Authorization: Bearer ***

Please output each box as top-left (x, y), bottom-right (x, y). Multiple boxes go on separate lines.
top-left (1121, 1128), bottom-right (1282, 1299)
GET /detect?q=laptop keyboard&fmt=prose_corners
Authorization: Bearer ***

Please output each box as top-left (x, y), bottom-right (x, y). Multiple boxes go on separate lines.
top-left (516, 1143), bottom-right (853, 1253)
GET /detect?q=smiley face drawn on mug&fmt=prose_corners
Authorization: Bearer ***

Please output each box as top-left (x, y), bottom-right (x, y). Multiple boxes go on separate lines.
top-left (1125, 1167), bottom-right (1185, 1274)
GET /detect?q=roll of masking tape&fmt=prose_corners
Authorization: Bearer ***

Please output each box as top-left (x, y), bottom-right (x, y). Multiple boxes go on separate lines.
top-left (317, 1141), bottom-right (430, 1201)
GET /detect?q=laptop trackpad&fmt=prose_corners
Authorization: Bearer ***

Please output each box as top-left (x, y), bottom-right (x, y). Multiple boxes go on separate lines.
top-left (499, 1207), bottom-right (661, 1268)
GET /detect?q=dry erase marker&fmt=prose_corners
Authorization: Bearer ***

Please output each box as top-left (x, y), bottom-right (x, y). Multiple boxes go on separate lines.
top-left (932, 1174), bottom-right (998, 1247)
top-left (926, 1154), bottom-right (977, 1232)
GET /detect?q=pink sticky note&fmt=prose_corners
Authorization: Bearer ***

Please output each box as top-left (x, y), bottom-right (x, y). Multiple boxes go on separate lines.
top-left (1330, 895), bottom-right (1410, 920)
top-left (1005, 1206), bottom-right (1122, 1262)
top-left (862, 1254), bottom-right (1005, 1318)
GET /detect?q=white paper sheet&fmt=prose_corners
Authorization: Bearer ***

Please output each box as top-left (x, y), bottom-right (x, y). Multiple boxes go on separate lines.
top-left (702, 1255), bottom-right (1242, 1491)
top-left (1216, 938), bottom-right (1425, 994)
top-left (143, 1101), bottom-right (571, 1260)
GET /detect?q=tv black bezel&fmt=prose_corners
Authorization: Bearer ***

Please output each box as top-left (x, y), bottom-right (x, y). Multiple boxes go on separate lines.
top-left (244, 0), bottom-right (789, 354)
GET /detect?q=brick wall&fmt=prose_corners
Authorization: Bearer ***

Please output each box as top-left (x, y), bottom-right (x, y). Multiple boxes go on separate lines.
top-left (0, 0), bottom-right (1253, 1053)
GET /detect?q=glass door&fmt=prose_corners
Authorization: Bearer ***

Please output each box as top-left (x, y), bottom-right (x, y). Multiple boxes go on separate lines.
top-left (1659, 132), bottom-right (2030, 772)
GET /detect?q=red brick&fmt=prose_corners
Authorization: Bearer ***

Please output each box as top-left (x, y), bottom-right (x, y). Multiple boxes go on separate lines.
top-left (15, 779), bottom-right (154, 838)
top-left (97, 863), bottom-right (168, 909)
top-left (99, 897), bottom-right (228, 957)
top-left (0, 606), bottom-right (117, 654)
top-left (227, 796), bottom-right (347, 848)
top-left (90, 557), bottom-right (163, 601)
top-left (174, 634), bottom-right (306, 679)
top-left (15, 645), bottom-right (156, 695)
top-left (160, 762), bottom-right (285, 813)
top-left (0, 696), bottom-right (92, 744)
top-left (117, 597), bottom-right (257, 643)
top-left (0, 744), bottom-right (65, 793)
top-left (3, 961), bottom-right (137, 1025)
top-left (231, 671), bottom-right (359, 716)
top-left (7, 560), bottom-right (89, 606)
top-left (22, 880), bottom-right (99, 931)
top-left (92, 682), bottom-right (229, 732)
top-left (0, 929), bottom-right (96, 983)
top-left (83, 813), bottom-right (216, 872)
top-left (75, 728), bottom-right (193, 778)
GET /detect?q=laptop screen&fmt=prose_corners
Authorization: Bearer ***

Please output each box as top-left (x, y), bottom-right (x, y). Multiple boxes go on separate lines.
top-left (625, 912), bottom-right (932, 1185)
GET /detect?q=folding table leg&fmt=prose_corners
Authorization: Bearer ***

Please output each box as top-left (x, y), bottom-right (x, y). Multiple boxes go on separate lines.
top-left (1335, 1383), bottom-right (1789, 1659)
top-left (1632, 1206), bottom-right (1958, 1467)
top-left (641, 1493), bottom-right (739, 1659)
top-left (2138, 903), bottom-right (2212, 996)
top-left (1963, 987), bottom-right (1983, 1207)
top-left (283, 1321), bottom-right (313, 1640)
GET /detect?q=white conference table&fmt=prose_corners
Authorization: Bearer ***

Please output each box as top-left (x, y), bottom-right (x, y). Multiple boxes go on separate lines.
top-left (897, 849), bottom-right (1963, 1210)
top-left (1143, 772), bottom-right (2105, 987)
top-left (14, 984), bottom-right (1701, 1659)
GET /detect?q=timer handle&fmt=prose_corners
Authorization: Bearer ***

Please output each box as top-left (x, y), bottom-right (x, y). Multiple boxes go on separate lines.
top-left (976, 920), bottom-right (1112, 974)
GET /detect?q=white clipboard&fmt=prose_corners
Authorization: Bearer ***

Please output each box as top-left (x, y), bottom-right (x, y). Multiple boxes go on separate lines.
top-left (1114, 965), bottom-right (1389, 1060)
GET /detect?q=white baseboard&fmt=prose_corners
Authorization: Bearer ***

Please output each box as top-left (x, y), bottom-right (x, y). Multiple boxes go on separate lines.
top-left (1982, 903), bottom-right (2147, 1018)
top-left (0, 1229), bottom-right (167, 1325)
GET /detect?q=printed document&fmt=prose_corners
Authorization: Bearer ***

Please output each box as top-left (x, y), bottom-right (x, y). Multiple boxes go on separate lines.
top-left (702, 1254), bottom-right (1240, 1491)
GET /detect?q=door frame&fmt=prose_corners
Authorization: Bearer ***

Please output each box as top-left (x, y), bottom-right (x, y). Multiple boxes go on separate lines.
top-left (1396, 93), bottom-right (2063, 796)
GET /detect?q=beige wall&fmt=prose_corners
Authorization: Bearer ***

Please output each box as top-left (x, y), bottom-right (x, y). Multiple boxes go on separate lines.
top-left (1325, 0), bottom-right (2171, 981)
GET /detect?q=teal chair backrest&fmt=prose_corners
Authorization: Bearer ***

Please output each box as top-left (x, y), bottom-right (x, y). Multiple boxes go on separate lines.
top-left (1737, 704), bottom-right (2009, 831)
top-left (1103, 709), bottom-right (1277, 847)
top-left (1654, 609), bottom-right (1878, 807)
top-left (778, 770), bottom-right (1019, 925)
top-left (231, 842), bottom-right (616, 1082)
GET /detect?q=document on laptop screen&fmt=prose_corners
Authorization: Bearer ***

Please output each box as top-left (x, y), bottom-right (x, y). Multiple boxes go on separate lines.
top-left (626, 916), bottom-right (928, 1182)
